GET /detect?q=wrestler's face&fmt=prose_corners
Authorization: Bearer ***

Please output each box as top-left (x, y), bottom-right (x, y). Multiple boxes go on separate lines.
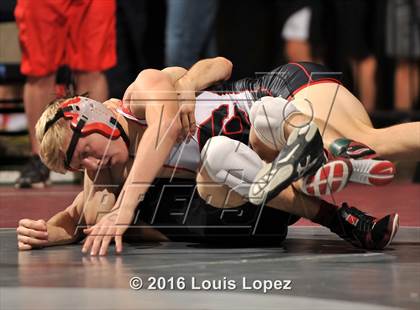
top-left (67, 133), bottom-right (129, 171)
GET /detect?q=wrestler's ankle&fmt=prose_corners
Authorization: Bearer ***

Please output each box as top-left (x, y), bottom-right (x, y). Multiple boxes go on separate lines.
top-left (311, 200), bottom-right (339, 229)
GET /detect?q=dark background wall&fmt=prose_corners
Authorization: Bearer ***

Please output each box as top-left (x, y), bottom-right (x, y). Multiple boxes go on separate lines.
top-left (0, 0), bottom-right (415, 111)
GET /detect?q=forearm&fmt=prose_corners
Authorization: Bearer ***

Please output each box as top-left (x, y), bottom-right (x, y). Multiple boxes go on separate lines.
top-left (44, 191), bottom-right (86, 246)
top-left (114, 69), bottom-right (182, 215)
top-left (116, 123), bottom-right (179, 213)
top-left (177, 57), bottom-right (233, 92)
top-left (45, 210), bottom-right (83, 246)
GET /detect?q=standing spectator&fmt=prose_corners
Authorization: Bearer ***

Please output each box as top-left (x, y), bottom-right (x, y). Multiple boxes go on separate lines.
top-left (106, 0), bottom-right (148, 99)
top-left (14, 0), bottom-right (116, 188)
top-left (277, 0), bottom-right (322, 63)
top-left (326, 0), bottom-right (379, 112)
top-left (165, 0), bottom-right (219, 68)
top-left (386, 0), bottom-right (420, 111)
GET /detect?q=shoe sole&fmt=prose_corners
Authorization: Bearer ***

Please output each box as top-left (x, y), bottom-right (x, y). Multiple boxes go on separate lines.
top-left (249, 122), bottom-right (324, 205)
top-left (301, 159), bottom-right (351, 196)
top-left (349, 158), bottom-right (395, 186)
top-left (15, 180), bottom-right (51, 189)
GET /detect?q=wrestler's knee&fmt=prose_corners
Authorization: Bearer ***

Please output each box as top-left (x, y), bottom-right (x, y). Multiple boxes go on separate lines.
top-left (199, 136), bottom-right (263, 207)
top-left (196, 169), bottom-right (245, 209)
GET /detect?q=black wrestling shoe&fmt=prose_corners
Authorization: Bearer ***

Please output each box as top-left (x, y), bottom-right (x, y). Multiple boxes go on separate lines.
top-left (15, 155), bottom-right (50, 188)
top-left (329, 138), bottom-right (396, 186)
top-left (336, 203), bottom-right (399, 250)
top-left (249, 122), bottom-right (325, 205)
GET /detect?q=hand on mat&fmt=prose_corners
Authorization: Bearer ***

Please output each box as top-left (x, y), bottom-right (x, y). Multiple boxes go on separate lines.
top-left (82, 207), bottom-right (134, 256)
top-left (175, 78), bottom-right (197, 142)
top-left (17, 219), bottom-right (49, 250)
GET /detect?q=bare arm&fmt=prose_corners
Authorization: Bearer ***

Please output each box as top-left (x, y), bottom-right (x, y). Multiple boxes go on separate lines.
top-left (162, 57), bottom-right (233, 91)
top-left (161, 66), bottom-right (188, 84)
top-left (17, 168), bottom-right (120, 250)
top-left (17, 191), bottom-right (84, 250)
top-left (83, 69), bottom-right (182, 255)
top-left (44, 192), bottom-right (85, 245)
top-left (176, 56), bottom-right (233, 92)
top-left (118, 70), bottom-right (181, 212)
top-left (166, 57), bottom-right (233, 138)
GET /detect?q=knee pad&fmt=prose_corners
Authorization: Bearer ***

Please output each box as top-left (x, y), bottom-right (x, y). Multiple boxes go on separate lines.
top-left (249, 96), bottom-right (300, 151)
top-left (201, 136), bottom-right (263, 197)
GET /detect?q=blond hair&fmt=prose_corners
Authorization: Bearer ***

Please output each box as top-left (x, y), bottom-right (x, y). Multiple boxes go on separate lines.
top-left (35, 98), bottom-right (73, 174)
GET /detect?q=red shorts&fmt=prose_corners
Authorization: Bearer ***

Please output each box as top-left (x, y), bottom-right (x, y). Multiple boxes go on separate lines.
top-left (15, 0), bottom-right (116, 76)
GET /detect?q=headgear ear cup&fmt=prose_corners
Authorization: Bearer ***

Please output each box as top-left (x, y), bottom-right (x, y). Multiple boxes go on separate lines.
top-left (60, 97), bottom-right (121, 138)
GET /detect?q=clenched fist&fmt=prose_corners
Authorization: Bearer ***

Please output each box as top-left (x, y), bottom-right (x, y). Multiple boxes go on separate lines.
top-left (17, 219), bottom-right (49, 250)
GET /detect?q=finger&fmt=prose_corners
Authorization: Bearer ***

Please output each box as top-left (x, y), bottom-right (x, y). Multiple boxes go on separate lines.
top-left (181, 114), bottom-right (190, 138)
top-left (90, 226), bottom-right (108, 256)
top-left (18, 241), bottom-right (32, 251)
top-left (176, 133), bottom-right (184, 144)
top-left (82, 236), bottom-right (92, 253)
top-left (188, 112), bottom-right (196, 135)
top-left (104, 98), bottom-right (122, 107)
top-left (82, 226), bottom-right (98, 253)
top-left (115, 235), bottom-right (123, 254)
top-left (19, 219), bottom-right (47, 231)
top-left (17, 235), bottom-right (48, 246)
top-left (99, 228), bottom-right (114, 256)
top-left (16, 226), bottom-right (48, 240)
top-left (82, 224), bottom-right (97, 253)
top-left (37, 219), bottom-right (47, 228)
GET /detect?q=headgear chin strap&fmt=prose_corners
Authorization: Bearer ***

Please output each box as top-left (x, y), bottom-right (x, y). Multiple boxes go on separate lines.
top-left (44, 96), bottom-right (130, 170)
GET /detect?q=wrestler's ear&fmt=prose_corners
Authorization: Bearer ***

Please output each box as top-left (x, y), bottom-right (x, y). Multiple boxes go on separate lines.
top-left (103, 98), bottom-right (122, 109)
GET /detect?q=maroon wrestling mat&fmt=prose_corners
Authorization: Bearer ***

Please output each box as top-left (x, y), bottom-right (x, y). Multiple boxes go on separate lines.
top-left (1, 182), bottom-right (419, 228)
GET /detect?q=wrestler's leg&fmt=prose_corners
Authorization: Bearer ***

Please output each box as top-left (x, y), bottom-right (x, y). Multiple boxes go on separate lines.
top-left (198, 135), bottom-right (333, 217)
top-left (263, 185), bottom-right (318, 219)
top-left (363, 123), bottom-right (420, 161)
top-left (316, 117), bottom-right (420, 161)
top-left (74, 71), bottom-right (109, 102)
top-left (248, 96), bottom-right (326, 202)
top-left (250, 113), bottom-right (350, 197)
top-left (248, 95), bottom-right (344, 163)
top-left (197, 139), bottom-right (398, 250)
top-left (250, 93), bottom-right (398, 189)
top-left (197, 147), bottom-right (321, 221)
top-left (196, 168), bottom-right (247, 209)
top-left (252, 119), bottom-right (395, 193)
top-left (197, 163), bottom-right (322, 219)
top-left (249, 117), bottom-right (343, 162)
top-left (294, 83), bottom-right (420, 160)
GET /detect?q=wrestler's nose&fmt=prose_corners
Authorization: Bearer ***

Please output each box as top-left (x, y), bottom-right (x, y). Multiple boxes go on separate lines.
top-left (81, 157), bottom-right (100, 171)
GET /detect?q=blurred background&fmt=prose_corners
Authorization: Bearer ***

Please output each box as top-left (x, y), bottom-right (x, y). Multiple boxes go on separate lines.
top-left (0, 0), bottom-right (419, 185)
